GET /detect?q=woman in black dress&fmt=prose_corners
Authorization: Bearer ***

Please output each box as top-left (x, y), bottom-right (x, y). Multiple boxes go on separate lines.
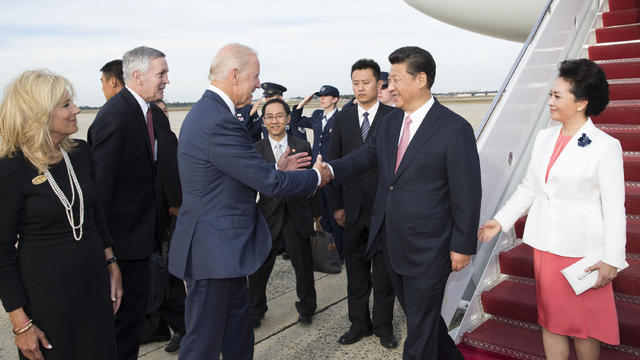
top-left (0, 69), bottom-right (122, 360)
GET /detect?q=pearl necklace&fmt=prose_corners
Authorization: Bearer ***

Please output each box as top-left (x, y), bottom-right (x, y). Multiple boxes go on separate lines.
top-left (44, 148), bottom-right (84, 241)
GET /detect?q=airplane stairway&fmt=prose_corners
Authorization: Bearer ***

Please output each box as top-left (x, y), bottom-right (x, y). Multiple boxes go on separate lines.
top-left (459, 0), bottom-right (640, 358)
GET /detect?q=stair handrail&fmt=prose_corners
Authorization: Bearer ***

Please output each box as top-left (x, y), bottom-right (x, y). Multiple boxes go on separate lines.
top-left (443, 0), bottom-right (605, 342)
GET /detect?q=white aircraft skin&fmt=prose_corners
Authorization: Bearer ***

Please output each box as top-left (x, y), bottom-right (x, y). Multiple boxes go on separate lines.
top-left (403, 0), bottom-right (548, 42)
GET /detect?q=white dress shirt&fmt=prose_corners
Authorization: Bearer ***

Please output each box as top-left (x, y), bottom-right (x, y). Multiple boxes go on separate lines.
top-left (397, 96), bottom-right (434, 145)
top-left (358, 101), bottom-right (380, 128)
top-left (268, 135), bottom-right (288, 162)
top-left (322, 108), bottom-right (337, 131)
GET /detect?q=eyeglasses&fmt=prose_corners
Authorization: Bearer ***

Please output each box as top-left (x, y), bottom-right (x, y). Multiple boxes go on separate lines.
top-left (381, 84), bottom-right (388, 89)
top-left (264, 113), bottom-right (287, 121)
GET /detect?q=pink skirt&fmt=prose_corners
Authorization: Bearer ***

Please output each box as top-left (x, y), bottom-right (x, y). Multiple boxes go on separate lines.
top-left (533, 248), bottom-right (620, 345)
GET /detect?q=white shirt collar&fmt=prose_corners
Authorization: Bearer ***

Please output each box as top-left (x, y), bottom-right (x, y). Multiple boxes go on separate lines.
top-left (208, 84), bottom-right (236, 116)
top-left (323, 108), bottom-right (337, 120)
top-left (125, 85), bottom-right (149, 119)
top-left (357, 101), bottom-right (380, 126)
top-left (404, 96), bottom-right (434, 124)
top-left (268, 135), bottom-right (288, 153)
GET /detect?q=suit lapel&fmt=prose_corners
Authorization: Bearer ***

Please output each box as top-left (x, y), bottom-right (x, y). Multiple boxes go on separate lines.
top-left (546, 120), bottom-right (595, 183)
top-left (122, 88), bottom-right (153, 163)
top-left (385, 110), bottom-right (404, 180)
top-left (257, 139), bottom-right (276, 163)
top-left (393, 101), bottom-right (444, 179)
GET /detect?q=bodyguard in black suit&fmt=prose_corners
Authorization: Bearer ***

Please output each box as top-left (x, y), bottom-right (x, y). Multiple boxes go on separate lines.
top-left (328, 59), bottom-right (397, 349)
top-left (249, 98), bottom-right (321, 327)
top-left (88, 46), bottom-right (170, 360)
top-left (328, 47), bottom-right (481, 360)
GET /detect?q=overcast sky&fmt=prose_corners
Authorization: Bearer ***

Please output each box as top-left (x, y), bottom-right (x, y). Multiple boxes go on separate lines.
top-left (0, 0), bottom-right (523, 107)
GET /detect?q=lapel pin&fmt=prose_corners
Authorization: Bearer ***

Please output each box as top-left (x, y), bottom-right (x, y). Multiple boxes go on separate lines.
top-left (577, 133), bottom-right (591, 147)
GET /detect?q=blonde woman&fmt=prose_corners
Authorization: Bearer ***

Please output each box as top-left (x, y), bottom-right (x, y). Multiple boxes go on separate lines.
top-left (0, 70), bottom-right (122, 360)
top-left (479, 59), bottom-right (627, 359)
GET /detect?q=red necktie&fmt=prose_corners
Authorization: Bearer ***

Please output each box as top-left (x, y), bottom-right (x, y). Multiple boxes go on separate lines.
top-left (395, 115), bottom-right (412, 173)
top-left (146, 107), bottom-right (155, 158)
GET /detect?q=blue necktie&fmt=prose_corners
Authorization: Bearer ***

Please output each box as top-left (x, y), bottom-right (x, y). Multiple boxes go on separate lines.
top-left (361, 112), bottom-right (370, 141)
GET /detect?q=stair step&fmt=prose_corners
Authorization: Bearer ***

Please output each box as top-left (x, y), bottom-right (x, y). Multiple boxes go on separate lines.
top-left (610, 0), bottom-right (640, 12)
top-left (603, 9), bottom-right (640, 27)
top-left (624, 152), bottom-right (640, 181)
top-left (598, 59), bottom-right (640, 79)
top-left (590, 41), bottom-right (640, 61)
top-left (480, 279), bottom-right (640, 348)
top-left (592, 100), bottom-right (640, 125)
top-left (463, 318), bottom-right (640, 360)
top-left (609, 78), bottom-right (640, 100)
top-left (626, 181), bottom-right (640, 214)
top-left (514, 215), bottom-right (640, 253)
top-left (598, 24), bottom-right (640, 43)
top-left (499, 243), bottom-right (640, 296)
top-left (596, 124), bottom-right (640, 151)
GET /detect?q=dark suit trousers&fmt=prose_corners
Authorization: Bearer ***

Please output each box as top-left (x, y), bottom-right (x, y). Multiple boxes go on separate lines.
top-left (180, 277), bottom-right (253, 360)
top-left (116, 259), bottom-right (149, 360)
top-left (381, 229), bottom-right (463, 360)
top-left (343, 214), bottom-right (394, 335)
top-left (320, 188), bottom-right (344, 258)
top-left (142, 274), bottom-right (187, 338)
top-left (249, 211), bottom-right (317, 317)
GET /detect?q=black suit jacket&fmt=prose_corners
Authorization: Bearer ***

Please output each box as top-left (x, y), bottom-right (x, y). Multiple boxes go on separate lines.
top-left (88, 87), bottom-right (160, 260)
top-left (254, 136), bottom-right (322, 240)
top-left (330, 98), bottom-right (482, 278)
top-left (326, 103), bottom-right (395, 225)
top-left (153, 103), bottom-right (182, 243)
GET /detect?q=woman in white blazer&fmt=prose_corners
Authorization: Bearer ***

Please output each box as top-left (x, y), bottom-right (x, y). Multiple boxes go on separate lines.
top-left (479, 59), bottom-right (627, 360)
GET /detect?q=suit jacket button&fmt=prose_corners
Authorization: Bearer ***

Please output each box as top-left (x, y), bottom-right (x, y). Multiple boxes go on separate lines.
top-left (389, 185), bottom-right (394, 191)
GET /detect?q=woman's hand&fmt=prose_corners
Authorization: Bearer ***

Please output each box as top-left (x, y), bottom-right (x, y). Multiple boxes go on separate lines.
top-left (478, 219), bottom-right (502, 242)
top-left (108, 262), bottom-right (123, 314)
top-left (15, 324), bottom-right (51, 360)
top-left (584, 261), bottom-right (618, 288)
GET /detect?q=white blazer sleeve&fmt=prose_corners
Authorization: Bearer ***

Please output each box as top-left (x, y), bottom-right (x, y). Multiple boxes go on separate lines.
top-left (493, 133), bottom-right (541, 232)
top-left (598, 139), bottom-right (628, 269)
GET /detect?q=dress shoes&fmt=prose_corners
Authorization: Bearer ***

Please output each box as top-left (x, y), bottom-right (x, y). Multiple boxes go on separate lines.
top-left (337, 328), bottom-right (373, 345)
top-left (164, 332), bottom-right (183, 353)
top-left (298, 314), bottom-right (313, 325)
top-left (252, 314), bottom-right (265, 328)
top-left (377, 333), bottom-right (399, 349)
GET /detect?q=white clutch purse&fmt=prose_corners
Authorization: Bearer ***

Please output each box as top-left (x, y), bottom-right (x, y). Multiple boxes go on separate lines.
top-left (561, 252), bottom-right (628, 295)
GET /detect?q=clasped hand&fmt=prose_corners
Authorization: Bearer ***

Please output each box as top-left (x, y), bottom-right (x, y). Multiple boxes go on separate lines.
top-left (313, 155), bottom-right (334, 189)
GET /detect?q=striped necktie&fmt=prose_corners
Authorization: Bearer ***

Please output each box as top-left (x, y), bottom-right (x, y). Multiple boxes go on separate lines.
top-left (361, 112), bottom-right (370, 141)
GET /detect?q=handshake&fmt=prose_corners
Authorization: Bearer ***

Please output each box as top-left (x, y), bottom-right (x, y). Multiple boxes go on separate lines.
top-left (276, 147), bottom-right (334, 188)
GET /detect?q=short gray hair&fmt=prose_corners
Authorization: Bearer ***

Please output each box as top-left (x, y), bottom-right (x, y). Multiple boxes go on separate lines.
top-left (208, 43), bottom-right (257, 82)
top-left (122, 46), bottom-right (165, 84)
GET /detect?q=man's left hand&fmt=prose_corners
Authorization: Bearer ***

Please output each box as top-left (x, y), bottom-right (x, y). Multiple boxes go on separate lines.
top-left (168, 206), bottom-right (180, 217)
top-left (450, 251), bottom-right (471, 272)
top-left (277, 146), bottom-right (312, 171)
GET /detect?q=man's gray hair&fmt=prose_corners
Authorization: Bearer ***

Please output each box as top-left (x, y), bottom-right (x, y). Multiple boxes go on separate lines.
top-left (122, 46), bottom-right (166, 84)
top-left (208, 43), bottom-right (257, 82)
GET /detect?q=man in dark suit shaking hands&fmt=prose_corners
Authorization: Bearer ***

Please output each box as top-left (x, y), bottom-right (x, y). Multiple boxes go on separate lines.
top-left (168, 43), bottom-right (332, 360)
top-left (88, 46), bottom-right (171, 360)
top-left (249, 98), bottom-right (321, 328)
top-left (328, 59), bottom-right (397, 349)
top-left (327, 47), bottom-right (481, 359)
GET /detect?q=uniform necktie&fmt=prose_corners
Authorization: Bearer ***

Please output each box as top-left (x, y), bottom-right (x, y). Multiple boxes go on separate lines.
top-left (322, 116), bottom-right (327, 131)
top-left (395, 115), bottom-right (412, 173)
top-left (274, 143), bottom-right (283, 163)
top-left (361, 112), bottom-right (370, 141)
top-left (146, 107), bottom-right (155, 158)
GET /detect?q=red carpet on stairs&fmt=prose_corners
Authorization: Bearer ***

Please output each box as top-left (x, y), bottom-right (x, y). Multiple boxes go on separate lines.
top-left (461, 0), bottom-right (640, 358)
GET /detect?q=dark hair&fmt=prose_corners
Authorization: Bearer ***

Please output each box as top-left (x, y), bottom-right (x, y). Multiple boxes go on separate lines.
top-left (154, 99), bottom-right (167, 107)
top-left (262, 98), bottom-right (291, 116)
top-left (558, 59), bottom-right (609, 116)
top-left (351, 59), bottom-right (381, 82)
top-left (388, 46), bottom-right (436, 89)
top-left (100, 59), bottom-right (124, 86)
